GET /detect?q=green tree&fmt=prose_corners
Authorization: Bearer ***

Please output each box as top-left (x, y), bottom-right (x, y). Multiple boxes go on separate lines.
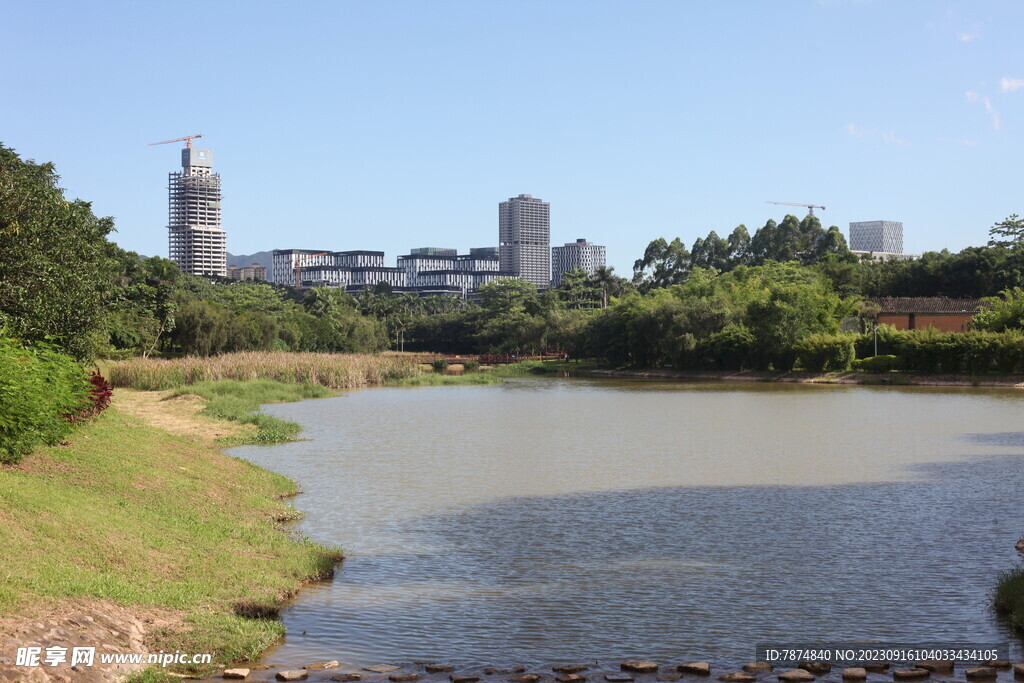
top-left (632, 237), bottom-right (690, 291)
top-left (0, 144), bottom-right (117, 358)
top-left (973, 287), bottom-right (1024, 332)
top-left (988, 214), bottom-right (1024, 250)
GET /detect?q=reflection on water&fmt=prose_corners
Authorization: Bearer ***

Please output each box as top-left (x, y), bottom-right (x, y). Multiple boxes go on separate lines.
top-left (229, 378), bottom-right (1024, 667)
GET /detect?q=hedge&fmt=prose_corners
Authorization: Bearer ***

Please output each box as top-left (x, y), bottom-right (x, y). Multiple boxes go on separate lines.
top-left (0, 338), bottom-right (92, 464)
top-left (795, 333), bottom-right (855, 372)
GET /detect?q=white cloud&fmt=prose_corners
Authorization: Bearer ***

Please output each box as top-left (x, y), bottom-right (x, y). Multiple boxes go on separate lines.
top-left (983, 96), bottom-right (1001, 130)
top-left (882, 131), bottom-right (911, 148)
top-left (966, 90), bottom-right (1001, 130)
top-left (956, 139), bottom-right (980, 147)
top-left (845, 123), bottom-right (870, 138)
top-left (1000, 77), bottom-right (1024, 93)
top-left (957, 31), bottom-right (979, 42)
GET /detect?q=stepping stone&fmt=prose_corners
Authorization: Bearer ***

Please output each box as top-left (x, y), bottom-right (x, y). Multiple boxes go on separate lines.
top-left (679, 664), bottom-right (712, 676)
top-left (510, 676), bottom-right (541, 683)
top-left (367, 666), bottom-right (402, 674)
top-left (985, 661), bottom-right (1011, 670)
top-left (965, 668), bottom-right (997, 680)
top-left (554, 667), bottom-right (590, 675)
top-left (659, 675), bottom-right (681, 682)
top-left (309, 662), bottom-right (342, 671)
top-left (427, 666), bottom-right (456, 674)
top-left (863, 664), bottom-right (890, 673)
top-left (623, 662), bottom-right (659, 674)
top-left (743, 663), bottom-right (773, 673)
top-left (1014, 664), bottom-right (1024, 677)
top-left (606, 674), bottom-right (634, 682)
top-left (892, 669), bottom-right (930, 680)
top-left (486, 668), bottom-right (526, 676)
top-left (718, 673), bottom-right (756, 683)
top-left (390, 675), bottom-right (422, 682)
top-left (332, 676), bottom-right (364, 682)
top-left (916, 662), bottom-right (953, 674)
top-left (778, 670), bottom-right (815, 682)
top-left (224, 670), bottom-right (251, 680)
top-left (451, 676), bottom-right (481, 683)
top-left (559, 675), bottom-right (587, 683)
top-left (842, 668), bottom-right (866, 680)
top-left (798, 663), bottom-right (830, 676)
top-left (277, 673), bottom-right (310, 682)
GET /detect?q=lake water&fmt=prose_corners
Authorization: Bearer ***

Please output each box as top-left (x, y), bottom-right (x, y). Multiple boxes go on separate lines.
top-left (229, 378), bottom-right (1024, 669)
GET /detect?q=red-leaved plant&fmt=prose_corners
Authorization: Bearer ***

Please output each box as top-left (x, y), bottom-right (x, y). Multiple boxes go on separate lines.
top-left (64, 372), bottom-right (113, 423)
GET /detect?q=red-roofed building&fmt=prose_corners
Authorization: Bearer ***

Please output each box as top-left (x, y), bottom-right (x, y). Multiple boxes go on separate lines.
top-left (870, 297), bottom-right (983, 332)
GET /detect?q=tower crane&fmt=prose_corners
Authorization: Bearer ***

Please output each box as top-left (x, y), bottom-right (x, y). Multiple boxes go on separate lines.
top-left (295, 253), bottom-right (329, 289)
top-left (149, 134), bottom-right (204, 148)
top-left (766, 200), bottom-right (826, 216)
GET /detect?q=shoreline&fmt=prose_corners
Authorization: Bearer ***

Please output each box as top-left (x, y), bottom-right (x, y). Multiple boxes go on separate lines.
top-left (579, 367), bottom-right (1024, 389)
top-left (0, 387), bottom-right (344, 682)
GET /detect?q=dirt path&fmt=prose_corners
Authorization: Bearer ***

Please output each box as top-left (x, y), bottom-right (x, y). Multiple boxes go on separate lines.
top-left (113, 388), bottom-right (255, 449)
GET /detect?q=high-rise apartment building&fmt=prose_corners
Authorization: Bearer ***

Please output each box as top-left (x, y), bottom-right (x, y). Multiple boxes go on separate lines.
top-left (499, 194), bottom-right (550, 288)
top-left (168, 147), bottom-right (226, 276)
top-left (551, 238), bottom-right (606, 286)
top-left (849, 220), bottom-right (903, 254)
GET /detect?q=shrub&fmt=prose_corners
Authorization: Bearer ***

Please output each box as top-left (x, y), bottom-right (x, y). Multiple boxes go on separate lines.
top-left (855, 323), bottom-right (902, 358)
top-left (795, 333), bottom-right (856, 372)
top-left (462, 360), bottom-right (480, 373)
top-left (852, 355), bottom-right (903, 373)
top-left (0, 338), bottom-right (90, 464)
top-left (431, 358), bottom-right (449, 373)
top-left (62, 372), bottom-right (114, 424)
top-left (699, 323), bottom-right (756, 370)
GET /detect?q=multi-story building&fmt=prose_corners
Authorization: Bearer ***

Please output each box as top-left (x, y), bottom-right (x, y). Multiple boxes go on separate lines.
top-left (168, 147), bottom-right (226, 277)
top-left (278, 244), bottom-right (509, 297)
top-left (272, 249), bottom-right (333, 285)
top-left (227, 263), bottom-right (267, 281)
top-left (849, 220), bottom-right (904, 254)
top-left (499, 194), bottom-right (550, 288)
top-left (551, 238), bottom-right (607, 286)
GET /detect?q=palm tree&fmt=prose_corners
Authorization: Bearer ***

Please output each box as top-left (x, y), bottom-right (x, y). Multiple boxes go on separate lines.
top-left (591, 266), bottom-right (616, 308)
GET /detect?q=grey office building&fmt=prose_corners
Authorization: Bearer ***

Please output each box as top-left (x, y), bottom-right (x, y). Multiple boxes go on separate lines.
top-left (551, 238), bottom-right (606, 286)
top-left (849, 220), bottom-right (903, 254)
top-left (168, 147), bottom-right (226, 277)
top-left (499, 193), bottom-right (550, 288)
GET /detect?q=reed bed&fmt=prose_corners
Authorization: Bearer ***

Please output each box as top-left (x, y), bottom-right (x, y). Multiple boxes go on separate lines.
top-left (107, 351), bottom-right (421, 391)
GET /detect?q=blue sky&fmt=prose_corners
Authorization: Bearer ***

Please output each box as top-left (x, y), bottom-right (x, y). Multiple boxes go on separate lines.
top-left (3, 0), bottom-right (1022, 274)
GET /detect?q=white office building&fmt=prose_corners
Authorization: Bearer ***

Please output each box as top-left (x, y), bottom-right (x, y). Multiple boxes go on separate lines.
top-left (551, 238), bottom-right (607, 286)
top-left (849, 220), bottom-right (904, 254)
top-left (499, 194), bottom-right (550, 288)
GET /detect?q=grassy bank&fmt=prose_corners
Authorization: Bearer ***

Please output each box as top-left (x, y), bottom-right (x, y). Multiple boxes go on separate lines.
top-left (106, 351), bottom-right (420, 390)
top-left (390, 372), bottom-right (504, 386)
top-left (0, 399), bottom-right (342, 678)
top-left (170, 379), bottom-right (333, 444)
top-left (994, 564), bottom-right (1024, 632)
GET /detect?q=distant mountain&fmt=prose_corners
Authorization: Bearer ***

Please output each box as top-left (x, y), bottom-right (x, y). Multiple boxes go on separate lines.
top-left (227, 250), bottom-right (274, 278)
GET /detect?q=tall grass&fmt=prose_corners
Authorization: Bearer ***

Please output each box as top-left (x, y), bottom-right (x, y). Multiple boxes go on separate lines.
top-left (994, 563), bottom-right (1024, 632)
top-left (107, 351), bottom-right (420, 390)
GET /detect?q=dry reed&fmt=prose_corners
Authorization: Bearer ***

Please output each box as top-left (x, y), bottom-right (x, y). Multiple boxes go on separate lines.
top-left (107, 351), bottom-right (421, 390)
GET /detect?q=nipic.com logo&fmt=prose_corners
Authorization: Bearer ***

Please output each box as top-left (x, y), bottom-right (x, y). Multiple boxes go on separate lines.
top-left (15, 645), bottom-right (212, 668)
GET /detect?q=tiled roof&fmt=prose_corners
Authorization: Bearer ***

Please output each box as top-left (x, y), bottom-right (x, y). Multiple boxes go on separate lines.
top-left (871, 297), bottom-right (983, 314)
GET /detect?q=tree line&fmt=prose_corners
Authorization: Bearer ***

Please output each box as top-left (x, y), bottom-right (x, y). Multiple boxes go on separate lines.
top-left (7, 142), bottom-right (1024, 370)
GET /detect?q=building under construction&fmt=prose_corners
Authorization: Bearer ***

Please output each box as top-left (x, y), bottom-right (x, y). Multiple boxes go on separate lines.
top-left (167, 147), bottom-right (226, 277)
